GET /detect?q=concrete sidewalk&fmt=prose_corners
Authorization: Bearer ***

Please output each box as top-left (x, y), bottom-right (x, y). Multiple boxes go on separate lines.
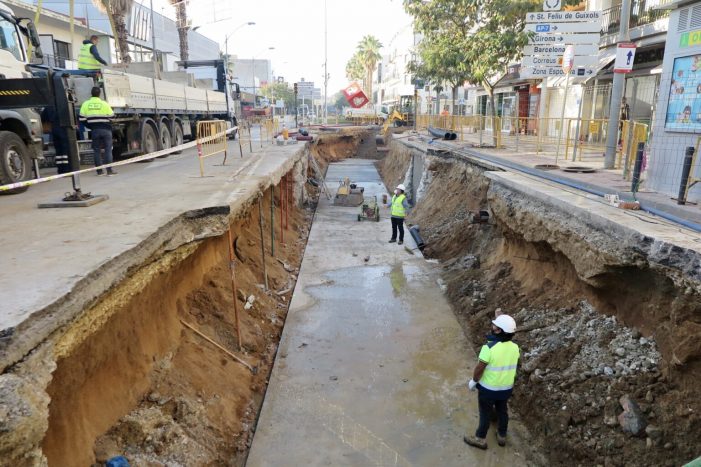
top-left (409, 133), bottom-right (701, 229)
top-left (0, 139), bottom-right (304, 370)
top-left (247, 159), bottom-right (532, 466)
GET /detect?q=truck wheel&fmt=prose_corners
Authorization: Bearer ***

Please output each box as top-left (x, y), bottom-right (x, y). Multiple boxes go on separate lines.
top-left (141, 123), bottom-right (158, 157)
top-left (158, 123), bottom-right (172, 158)
top-left (172, 122), bottom-right (184, 154)
top-left (0, 131), bottom-right (31, 195)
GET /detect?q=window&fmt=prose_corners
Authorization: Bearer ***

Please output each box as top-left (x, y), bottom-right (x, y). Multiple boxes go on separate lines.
top-left (54, 40), bottom-right (70, 60)
top-left (0, 17), bottom-right (23, 62)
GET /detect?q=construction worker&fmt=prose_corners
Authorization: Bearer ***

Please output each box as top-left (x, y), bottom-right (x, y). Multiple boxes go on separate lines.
top-left (79, 86), bottom-right (117, 176)
top-left (465, 314), bottom-right (519, 450)
top-left (78, 35), bottom-right (107, 70)
top-left (387, 184), bottom-right (410, 245)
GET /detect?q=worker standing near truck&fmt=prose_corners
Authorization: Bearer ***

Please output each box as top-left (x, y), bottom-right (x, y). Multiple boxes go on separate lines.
top-left (387, 184), bottom-right (410, 245)
top-left (78, 35), bottom-right (107, 70)
top-left (79, 87), bottom-right (117, 176)
top-left (465, 314), bottom-right (520, 450)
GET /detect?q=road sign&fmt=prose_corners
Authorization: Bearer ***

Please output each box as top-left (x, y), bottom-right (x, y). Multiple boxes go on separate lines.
top-left (525, 22), bottom-right (601, 34)
top-left (524, 43), bottom-right (599, 56)
top-left (543, 0), bottom-right (561, 11)
top-left (520, 66), bottom-right (595, 79)
top-left (528, 33), bottom-right (601, 45)
top-left (613, 42), bottom-right (636, 73)
top-left (562, 45), bottom-right (575, 73)
top-left (523, 55), bottom-right (599, 68)
top-left (526, 10), bottom-right (602, 23)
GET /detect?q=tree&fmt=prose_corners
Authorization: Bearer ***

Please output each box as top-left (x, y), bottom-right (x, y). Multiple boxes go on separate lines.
top-left (345, 52), bottom-right (365, 84)
top-left (171, 0), bottom-right (189, 61)
top-left (92, 0), bottom-right (133, 63)
top-left (259, 82), bottom-right (295, 111)
top-left (405, 0), bottom-right (536, 142)
top-left (356, 35), bottom-right (382, 105)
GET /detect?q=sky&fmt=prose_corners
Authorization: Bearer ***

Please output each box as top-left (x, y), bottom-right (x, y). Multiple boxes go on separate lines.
top-left (149, 0), bottom-right (414, 94)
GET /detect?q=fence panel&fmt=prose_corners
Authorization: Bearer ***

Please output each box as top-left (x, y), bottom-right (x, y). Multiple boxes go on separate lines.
top-left (196, 120), bottom-right (228, 177)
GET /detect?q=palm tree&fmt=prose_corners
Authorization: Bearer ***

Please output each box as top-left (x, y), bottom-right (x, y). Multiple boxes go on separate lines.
top-left (356, 35), bottom-right (382, 106)
top-left (171, 0), bottom-right (189, 61)
top-left (92, 0), bottom-right (133, 63)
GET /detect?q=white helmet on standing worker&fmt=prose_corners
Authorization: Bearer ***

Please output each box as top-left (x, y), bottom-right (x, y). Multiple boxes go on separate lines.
top-left (492, 314), bottom-right (517, 333)
top-left (396, 184), bottom-right (406, 192)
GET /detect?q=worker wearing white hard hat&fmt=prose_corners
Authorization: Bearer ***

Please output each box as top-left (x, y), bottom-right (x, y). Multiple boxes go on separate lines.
top-left (465, 313), bottom-right (520, 450)
top-left (386, 184), bottom-right (411, 245)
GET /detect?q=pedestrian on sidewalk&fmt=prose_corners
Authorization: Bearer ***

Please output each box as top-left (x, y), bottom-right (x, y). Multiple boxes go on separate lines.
top-left (79, 86), bottom-right (117, 176)
top-left (465, 314), bottom-right (520, 450)
top-left (387, 184), bottom-right (410, 245)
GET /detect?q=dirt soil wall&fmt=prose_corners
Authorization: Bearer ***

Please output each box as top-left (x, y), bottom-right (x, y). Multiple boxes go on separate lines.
top-left (0, 151), bottom-right (314, 466)
top-left (379, 140), bottom-right (701, 466)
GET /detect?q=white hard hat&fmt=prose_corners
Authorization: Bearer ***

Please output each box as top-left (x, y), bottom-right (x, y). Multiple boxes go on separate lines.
top-left (492, 314), bottom-right (516, 333)
top-left (396, 184), bottom-right (406, 191)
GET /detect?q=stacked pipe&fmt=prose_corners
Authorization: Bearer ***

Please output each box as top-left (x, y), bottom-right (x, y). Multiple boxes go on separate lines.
top-left (428, 127), bottom-right (457, 140)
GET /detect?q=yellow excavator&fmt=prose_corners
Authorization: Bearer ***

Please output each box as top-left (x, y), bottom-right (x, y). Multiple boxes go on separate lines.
top-left (382, 110), bottom-right (407, 134)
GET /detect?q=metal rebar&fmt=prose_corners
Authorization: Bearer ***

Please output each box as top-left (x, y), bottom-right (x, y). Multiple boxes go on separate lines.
top-left (258, 196), bottom-right (269, 290)
top-left (270, 186), bottom-right (275, 257)
top-left (227, 228), bottom-right (243, 350)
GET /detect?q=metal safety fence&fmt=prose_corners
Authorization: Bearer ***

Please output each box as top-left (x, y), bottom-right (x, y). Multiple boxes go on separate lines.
top-left (416, 114), bottom-right (649, 180)
top-left (196, 120), bottom-right (228, 177)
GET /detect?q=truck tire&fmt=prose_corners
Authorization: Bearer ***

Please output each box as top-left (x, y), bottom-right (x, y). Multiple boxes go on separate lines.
top-left (172, 122), bottom-right (184, 154)
top-left (141, 123), bottom-right (158, 156)
top-left (158, 122), bottom-right (172, 158)
top-left (0, 131), bottom-right (31, 195)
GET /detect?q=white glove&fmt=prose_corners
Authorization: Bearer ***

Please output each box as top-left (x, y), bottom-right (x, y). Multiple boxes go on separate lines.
top-left (468, 379), bottom-right (478, 391)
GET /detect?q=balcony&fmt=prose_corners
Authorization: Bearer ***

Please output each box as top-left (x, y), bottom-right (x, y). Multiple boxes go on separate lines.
top-left (601, 0), bottom-right (671, 36)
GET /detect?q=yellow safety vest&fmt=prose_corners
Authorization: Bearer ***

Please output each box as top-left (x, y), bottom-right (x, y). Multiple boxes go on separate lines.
top-left (391, 194), bottom-right (406, 218)
top-left (478, 341), bottom-right (520, 392)
top-left (78, 43), bottom-right (102, 70)
top-left (79, 97), bottom-right (114, 128)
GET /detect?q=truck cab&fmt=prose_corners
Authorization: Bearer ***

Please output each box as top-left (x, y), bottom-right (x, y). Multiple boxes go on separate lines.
top-left (0, 1), bottom-right (44, 193)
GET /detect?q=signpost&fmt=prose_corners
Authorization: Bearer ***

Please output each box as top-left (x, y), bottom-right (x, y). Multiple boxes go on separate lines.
top-left (613, 42), bottom-right (637, 73)
top-left (555, 45), bottom-right (575, 164)
top-left (521, 10), bottom-right (601, 78)
top-left (521, 7), bottom-right (601, 158)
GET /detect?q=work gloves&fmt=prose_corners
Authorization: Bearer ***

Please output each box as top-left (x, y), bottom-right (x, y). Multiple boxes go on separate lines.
top-left (468, 379), bottom-right (478, 391)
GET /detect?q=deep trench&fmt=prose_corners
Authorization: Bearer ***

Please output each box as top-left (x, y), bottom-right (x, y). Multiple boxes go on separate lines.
top-left (378, 138), bottom-right (701, 466)
top-left (9, 129), bottom-right (701, 466)
top-left (39, 166), bottom-right (316, 466)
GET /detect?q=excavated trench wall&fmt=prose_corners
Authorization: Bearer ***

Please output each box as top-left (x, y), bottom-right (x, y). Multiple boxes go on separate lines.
top-left (0, 151), bottom-right (311, 466)
top-left (379, 137), bottom-right (701, 466)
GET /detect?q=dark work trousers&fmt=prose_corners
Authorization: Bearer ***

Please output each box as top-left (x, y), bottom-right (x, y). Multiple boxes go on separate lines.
top-left (91, 128), bottom-right (114, 172)
top-left (391, 216), bottom-right (405, 241)
top-left (476, 393), bottom-right (509, 438)
top-left (52, 129), bottom-right (71, 174)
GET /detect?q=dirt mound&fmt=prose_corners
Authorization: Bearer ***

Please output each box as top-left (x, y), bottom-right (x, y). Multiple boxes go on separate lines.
top-left (379, 144), bottom-right (701, 466)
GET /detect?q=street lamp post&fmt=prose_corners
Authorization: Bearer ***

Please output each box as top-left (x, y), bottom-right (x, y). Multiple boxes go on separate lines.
top-left (223, 22), bottom-right (255, 117)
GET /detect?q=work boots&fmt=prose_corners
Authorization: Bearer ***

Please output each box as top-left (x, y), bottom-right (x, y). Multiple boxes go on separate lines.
top-left (497, 434), bottom-right (507, 447)
top-left (463, 435), bottom-right (488, 450)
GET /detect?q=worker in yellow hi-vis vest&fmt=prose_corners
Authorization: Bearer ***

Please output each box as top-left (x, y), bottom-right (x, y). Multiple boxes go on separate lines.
top-left (78, 35), bottom-right (107, 70)
top-left (386, 184), bottom-right (411, 245)
top-left (465, 314), bottom-right (520, 450)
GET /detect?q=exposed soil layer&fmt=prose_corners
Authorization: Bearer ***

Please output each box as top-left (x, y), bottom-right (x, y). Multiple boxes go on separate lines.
top-left (39, 174), bottom-right (313, 467)
top-left (379, 141), bottom-right (701, 466)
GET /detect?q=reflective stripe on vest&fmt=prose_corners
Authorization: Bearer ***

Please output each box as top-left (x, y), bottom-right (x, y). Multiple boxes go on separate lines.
top-left (78, 43), bottom-right (101, 70)
top-left (391, 194), bottom-right (406, 218)
top-left (479, 341), bottom-right (519, 392)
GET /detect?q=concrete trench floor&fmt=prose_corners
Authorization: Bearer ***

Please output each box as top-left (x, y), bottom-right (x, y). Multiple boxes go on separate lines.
top-left (247, 159), bottom-right (531, 466)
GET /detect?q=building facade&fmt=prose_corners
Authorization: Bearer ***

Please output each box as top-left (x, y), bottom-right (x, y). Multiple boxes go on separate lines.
top-left (8, 0), bottom-right (218, 70)
top-left (647, 0), bottom-right (701, 202)
top-left (230, 58), bottom-right (272, 100)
